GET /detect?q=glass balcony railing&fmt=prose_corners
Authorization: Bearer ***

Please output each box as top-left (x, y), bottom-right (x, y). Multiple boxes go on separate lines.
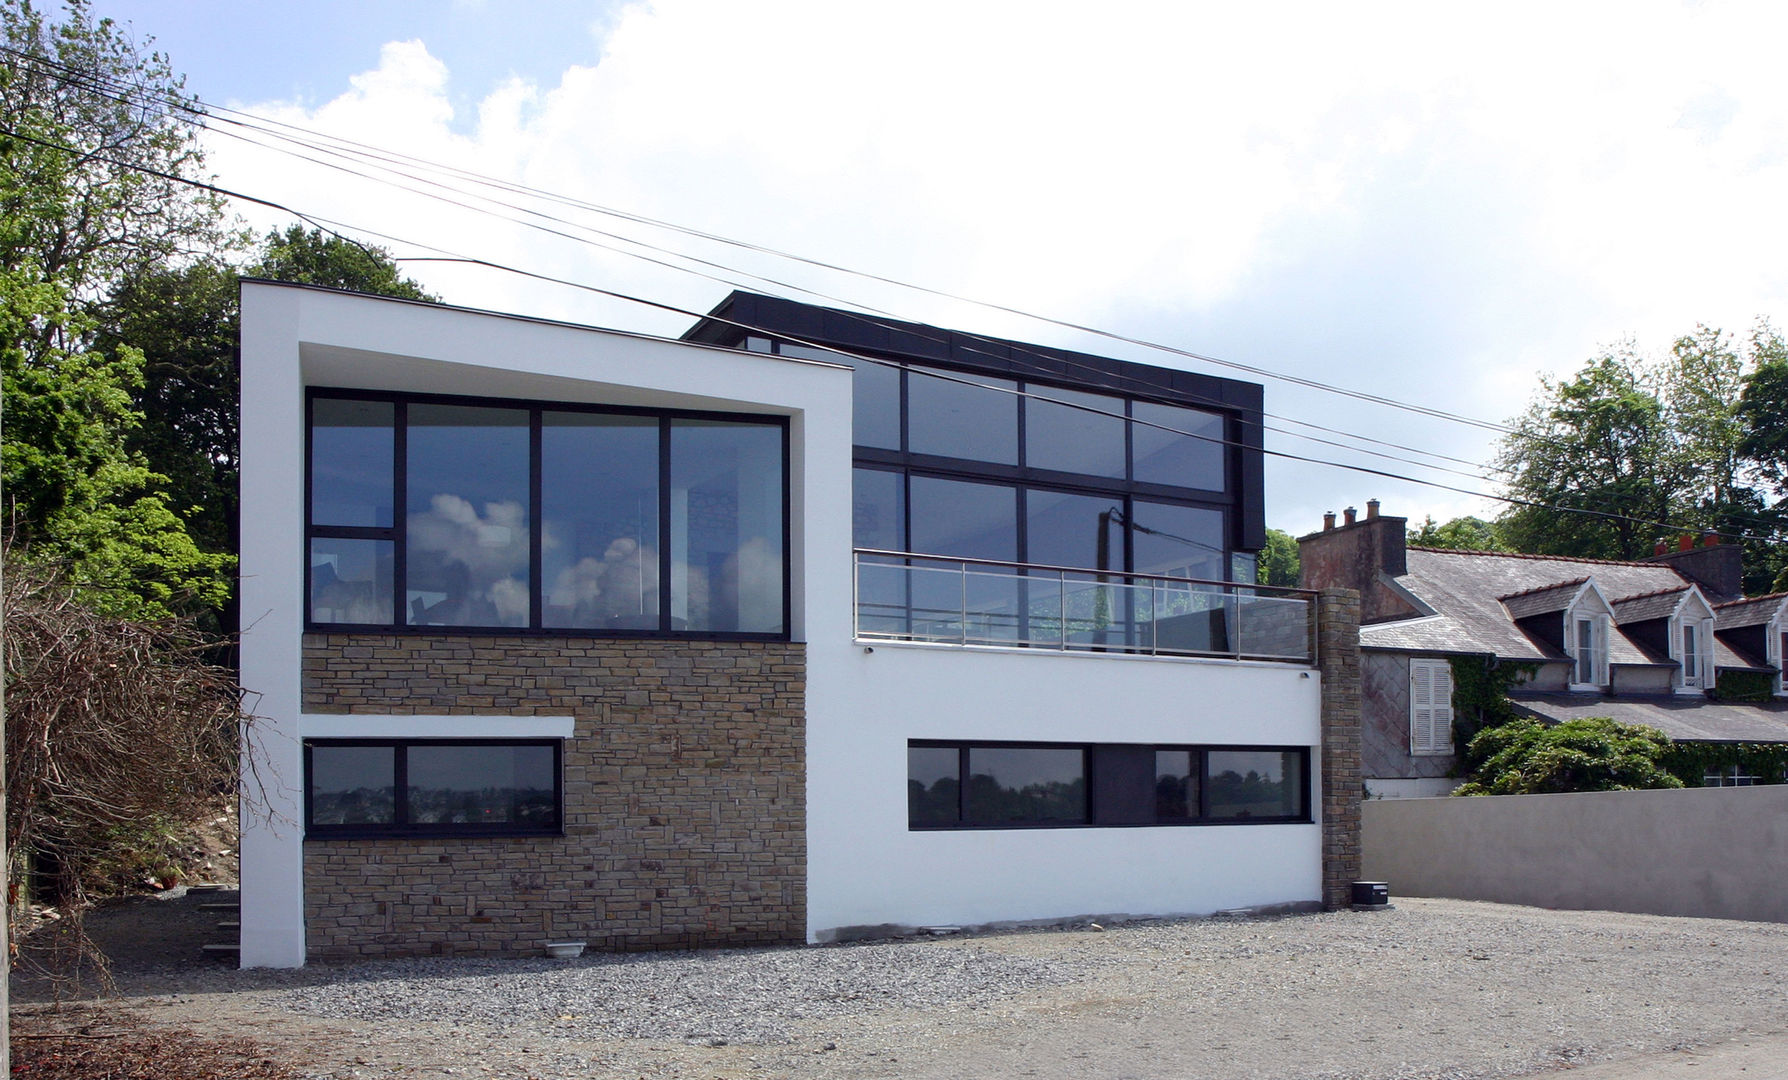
top-left (853, 549), bottom-right (1316, 663)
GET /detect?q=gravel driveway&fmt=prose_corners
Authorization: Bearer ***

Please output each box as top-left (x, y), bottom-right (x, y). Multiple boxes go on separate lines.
top-left (16, 895), bottom-right (1788, 1080)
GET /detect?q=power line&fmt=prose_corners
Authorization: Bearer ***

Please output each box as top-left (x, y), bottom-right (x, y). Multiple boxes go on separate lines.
top-left (3, 68), bottom-right (1782, 547)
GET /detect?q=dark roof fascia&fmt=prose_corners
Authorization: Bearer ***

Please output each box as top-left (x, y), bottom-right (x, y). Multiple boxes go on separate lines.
top-left (682, 290), bottom-right (1263, 414)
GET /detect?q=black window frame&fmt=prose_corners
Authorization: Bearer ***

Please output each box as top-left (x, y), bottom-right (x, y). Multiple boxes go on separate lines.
top-left (303, 738), bottom-right (565, 839)
top-left (304, 388), bottom-right (792, 641)
top-left (908, 740), bottom-right (1311, 830)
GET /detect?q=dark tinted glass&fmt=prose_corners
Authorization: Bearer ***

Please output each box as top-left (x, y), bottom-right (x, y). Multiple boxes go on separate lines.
top-left (908, 746), bottom-right (961, 826)
top-left (1207, 750), bottom-right (1303, 820)
top-left (965, 747), bottom-right (1086, 824)
top-left (405, 404), bottom-right (531, 627)
top-left (309, 538), bottom-right (393, 625)
top-left (310, 398), bottom-right (394, 527)
top-left (407, 744), bottom-right (557, 827)
top-left (1155, 750), bottom-right (1197, 820)
top-left (1132, 401), bottom-right (1225, 490)
top-left (782, 343), bottom-right (900, 450)
top-left (909, 476), bottom-right (1016, 561)
top-left (541, 412), bottom-right (660, 630)
top-left (309, 745), bottom-right (396, 825)
top-left (852, 467), bottom-right (905, 551)
top-left (1025, 386), bottom-right (1126, 478)
top-left (1131, 500), bottom-right (1226, 581)
top-left (907, 368), bottom-right (1016, 464)
top-left (670, 420), bottom-right (784, 633)
top-left (1026, 488), bottom-right (1122, 571)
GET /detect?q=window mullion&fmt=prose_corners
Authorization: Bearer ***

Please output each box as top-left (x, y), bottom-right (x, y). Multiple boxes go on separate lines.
top-left (393, 401), bottom-right (408, 628)
top-left (393, 743), bottom-right (410, 828)
top-left (529, 410), bottom-right (543, 631)
top-left (658, 417), bottom-right (673, 632)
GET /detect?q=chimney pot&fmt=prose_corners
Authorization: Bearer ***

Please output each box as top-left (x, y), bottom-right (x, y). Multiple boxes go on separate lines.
top-left (1702, 532), bottom-right (1720, 548)
top-left (1366, 499), bottom-right (1380, 520)
top-left (1323, 511), bottom-right (1336, 531)
top-left (1344, 506), bottom-right (1357, 526)
top-left (1654, 540), bottom-right (1668, 556)
top-left (1678, 533), bottom-right (1695, 552)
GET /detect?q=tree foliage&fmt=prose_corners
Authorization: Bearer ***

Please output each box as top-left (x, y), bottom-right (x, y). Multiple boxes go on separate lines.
top-left (1407, 515), bottom-right (1504, 552)
top-left (1492, 323), bottom-right (1788, 591)
top-left (1453, 717), bottom-right (1684, 796)
top-left (1260, 526), bottom-right (1299, 587)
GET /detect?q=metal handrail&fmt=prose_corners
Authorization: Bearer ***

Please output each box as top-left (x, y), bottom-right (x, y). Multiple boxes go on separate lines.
top-left (853, 549), bottom-right (1316, 664)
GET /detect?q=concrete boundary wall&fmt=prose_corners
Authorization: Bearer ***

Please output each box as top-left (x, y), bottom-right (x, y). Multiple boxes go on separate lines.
top-left (1363, 786), bottom-right (1788, 923)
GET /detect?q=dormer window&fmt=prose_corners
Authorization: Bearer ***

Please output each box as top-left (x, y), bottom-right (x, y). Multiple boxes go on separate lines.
top-left (1678, 617), bottom-right (1714, 691)
top-left (1568, 613), bottom-right (1608, 689)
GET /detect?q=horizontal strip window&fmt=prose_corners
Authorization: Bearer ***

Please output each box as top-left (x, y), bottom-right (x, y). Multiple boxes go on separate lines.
top-left (304, 739), bottom-right (563, 838)
top-left (908, 741), bottom-right (1309, 830)
top-left (306, 389), bottom-right (789, 638)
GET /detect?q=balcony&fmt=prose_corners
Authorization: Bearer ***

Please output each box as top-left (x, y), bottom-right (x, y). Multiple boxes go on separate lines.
top-left (853, 550), bottom-right (1315, 663)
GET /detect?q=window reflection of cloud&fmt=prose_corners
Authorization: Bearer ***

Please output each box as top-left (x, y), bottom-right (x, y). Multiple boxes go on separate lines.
top-left (408, 493), bottom-right (531, 624)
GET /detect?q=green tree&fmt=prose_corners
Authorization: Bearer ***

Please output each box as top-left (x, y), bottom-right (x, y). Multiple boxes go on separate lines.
top-left (1407, 515), bottom-right (1504, 552)
top-left (2, 0), bottom-right (232, 615)
top-left (1494, 350), bottom-right (1679, 561)
top-left (1259, 526), bottom-right (1299, 587)
top-left (1737, 324), bottom-right (1788, 592)
top-left (1453, 717), bottom-right (1684, 796)
top-left (97, 229), bottom-right (436, 583)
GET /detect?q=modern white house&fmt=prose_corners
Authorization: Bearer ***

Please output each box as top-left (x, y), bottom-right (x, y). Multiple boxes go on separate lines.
top-left (237, 281), bottom-right (1360, 967)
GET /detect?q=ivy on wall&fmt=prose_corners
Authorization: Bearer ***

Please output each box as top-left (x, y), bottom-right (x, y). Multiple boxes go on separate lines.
top-left (1660, 742), bottom-right (1788, 786)
top-left (1447, 656), bottom-right (1540, 774)
top-left (1713, 669), bottom-right (1777, 703)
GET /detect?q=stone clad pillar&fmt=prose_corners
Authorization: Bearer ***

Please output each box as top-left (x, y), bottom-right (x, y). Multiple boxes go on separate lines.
top-left (1317, 588), bottom-right (1363, 910)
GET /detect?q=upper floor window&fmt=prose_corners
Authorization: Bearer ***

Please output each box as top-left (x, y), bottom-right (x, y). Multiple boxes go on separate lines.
top-left (1409, 658), bottom-right (1455, 756)
top-left (1679, 617), bottom-right (1714, 690)
top-left (307, 391), bottom-right (788, 637)
top-left (1568, 613), bottom-right (1608, 688)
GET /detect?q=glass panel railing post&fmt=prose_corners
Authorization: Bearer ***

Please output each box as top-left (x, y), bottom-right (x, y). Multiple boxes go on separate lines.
top-left (852, 553), bottom-right (860, 638)
top-left (960, 561), bottom-right (968, 645)
top-left (1059, 572), bottom-right (1068, 651)
top-left (1232, 586), bottom-right (1243, 661)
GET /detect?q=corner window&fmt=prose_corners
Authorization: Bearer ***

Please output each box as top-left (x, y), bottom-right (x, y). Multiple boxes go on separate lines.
top-left (305, 739), bottom-right (563, 838)
top-left (908, 741), bottom-right (1307, 829)
top-left (305, 392), bottom-right (788, 638)
top-left (1409, 658), bottom-right (1456, 755)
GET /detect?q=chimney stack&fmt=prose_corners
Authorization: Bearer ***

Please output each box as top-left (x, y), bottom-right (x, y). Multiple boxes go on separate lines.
top-left (1297, 500), bottom-right (1409, 617)
top-left (1344, 506), bottom-right (1357, 526)
top-left (1366, 499), bottom-right (1380, 520)
top-left (1323, 511), bottom-right (1336, 531)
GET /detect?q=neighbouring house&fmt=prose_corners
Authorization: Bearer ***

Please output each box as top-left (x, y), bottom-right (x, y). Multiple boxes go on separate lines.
top-left (237, 281), bottom-right (1361, 968)
top-left (1298, 503), bottom-right (1788, 798)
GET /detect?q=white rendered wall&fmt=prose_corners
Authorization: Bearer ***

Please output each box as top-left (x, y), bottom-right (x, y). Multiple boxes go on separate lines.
top-left (236, 283), bottom-right (853, 966)
top-left (804, 641), bottom-right (1324, 938)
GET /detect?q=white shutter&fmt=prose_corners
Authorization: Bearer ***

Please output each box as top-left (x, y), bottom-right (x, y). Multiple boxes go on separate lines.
top-left (1410, 659), bottom-right (1454, 755)
top-left (1698, 619), bottom-right (1714, 690)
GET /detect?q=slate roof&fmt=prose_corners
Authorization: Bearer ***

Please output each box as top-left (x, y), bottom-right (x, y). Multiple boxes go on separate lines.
top-left (1358, 549), bottom-right (1693, 660)
top-left (1511, 693), bottom-right (1788, 743)
top-left (1715, 593), bottom-right (1787, 631)
top-left (1611, 587), bottom-right (1690, 625)
top-left (1500, 579), bottom-right (1588, 620)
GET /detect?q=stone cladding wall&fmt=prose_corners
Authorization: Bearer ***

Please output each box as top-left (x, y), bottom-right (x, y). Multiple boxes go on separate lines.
top-left (1316, 590), bottom-right (1363, 910)
top-left (300, 634), bottom-right (804, 962)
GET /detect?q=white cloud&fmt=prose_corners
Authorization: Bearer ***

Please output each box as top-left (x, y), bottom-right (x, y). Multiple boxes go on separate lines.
top-left (202, 0), bottom-right (1788, 533)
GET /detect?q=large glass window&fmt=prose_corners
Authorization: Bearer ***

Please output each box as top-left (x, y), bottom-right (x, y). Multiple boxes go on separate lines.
top-left (1026, 489), bottom-right (1122, 572)
top-left (907, 368), bottom-right (1017, 464)
top-left (909, 476), bottom-right (1017, 561)
top-left (670, 420), bottom-right (786, 633)
top-left (406, 404), bottom-right (531, 628)
top-left (305, 740), bottom-right (562, 837)
top-left (306, 392), bottom-right (787, 638)
top-left (910, 742), bottom-right (1307, 829)
top-left (1206, 750), bottom-right (1305, 821)
top-left (1025, 387), bottom-right (1126, 478)
top-left (782, 343), bottom-right (900, 451)
top-left (541, 412), bottom-right (659, 630)
top-left (1132, 401), bottom-right (1226, 491)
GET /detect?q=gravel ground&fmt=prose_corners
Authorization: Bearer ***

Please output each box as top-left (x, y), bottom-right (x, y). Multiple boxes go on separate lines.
top-left (15, 895), bottom-right (1788, 1080)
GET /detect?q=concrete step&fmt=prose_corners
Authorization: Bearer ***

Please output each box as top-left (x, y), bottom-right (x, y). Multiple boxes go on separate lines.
top-left (200, 942), bottom-right (239, 957)
top-left (216, 920), bottom-right (240, 931)
top-left (198, 901), bottom-right (240, 911)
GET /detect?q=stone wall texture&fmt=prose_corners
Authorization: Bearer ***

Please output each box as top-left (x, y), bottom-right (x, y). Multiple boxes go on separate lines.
top-left (1317, 589), bottom-right (1363, 911)
top-left (300, 634), bottom-right (805, 962)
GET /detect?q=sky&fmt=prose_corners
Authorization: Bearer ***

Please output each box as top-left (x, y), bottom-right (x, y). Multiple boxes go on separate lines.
top-left (86, 0), bottom-right (1788, 538)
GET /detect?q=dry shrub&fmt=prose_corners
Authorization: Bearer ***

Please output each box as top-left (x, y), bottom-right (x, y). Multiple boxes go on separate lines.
top-left (11, 1005), bottom-right (295, 1080)
top-left (4, 555), bottom-right (246, 985)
